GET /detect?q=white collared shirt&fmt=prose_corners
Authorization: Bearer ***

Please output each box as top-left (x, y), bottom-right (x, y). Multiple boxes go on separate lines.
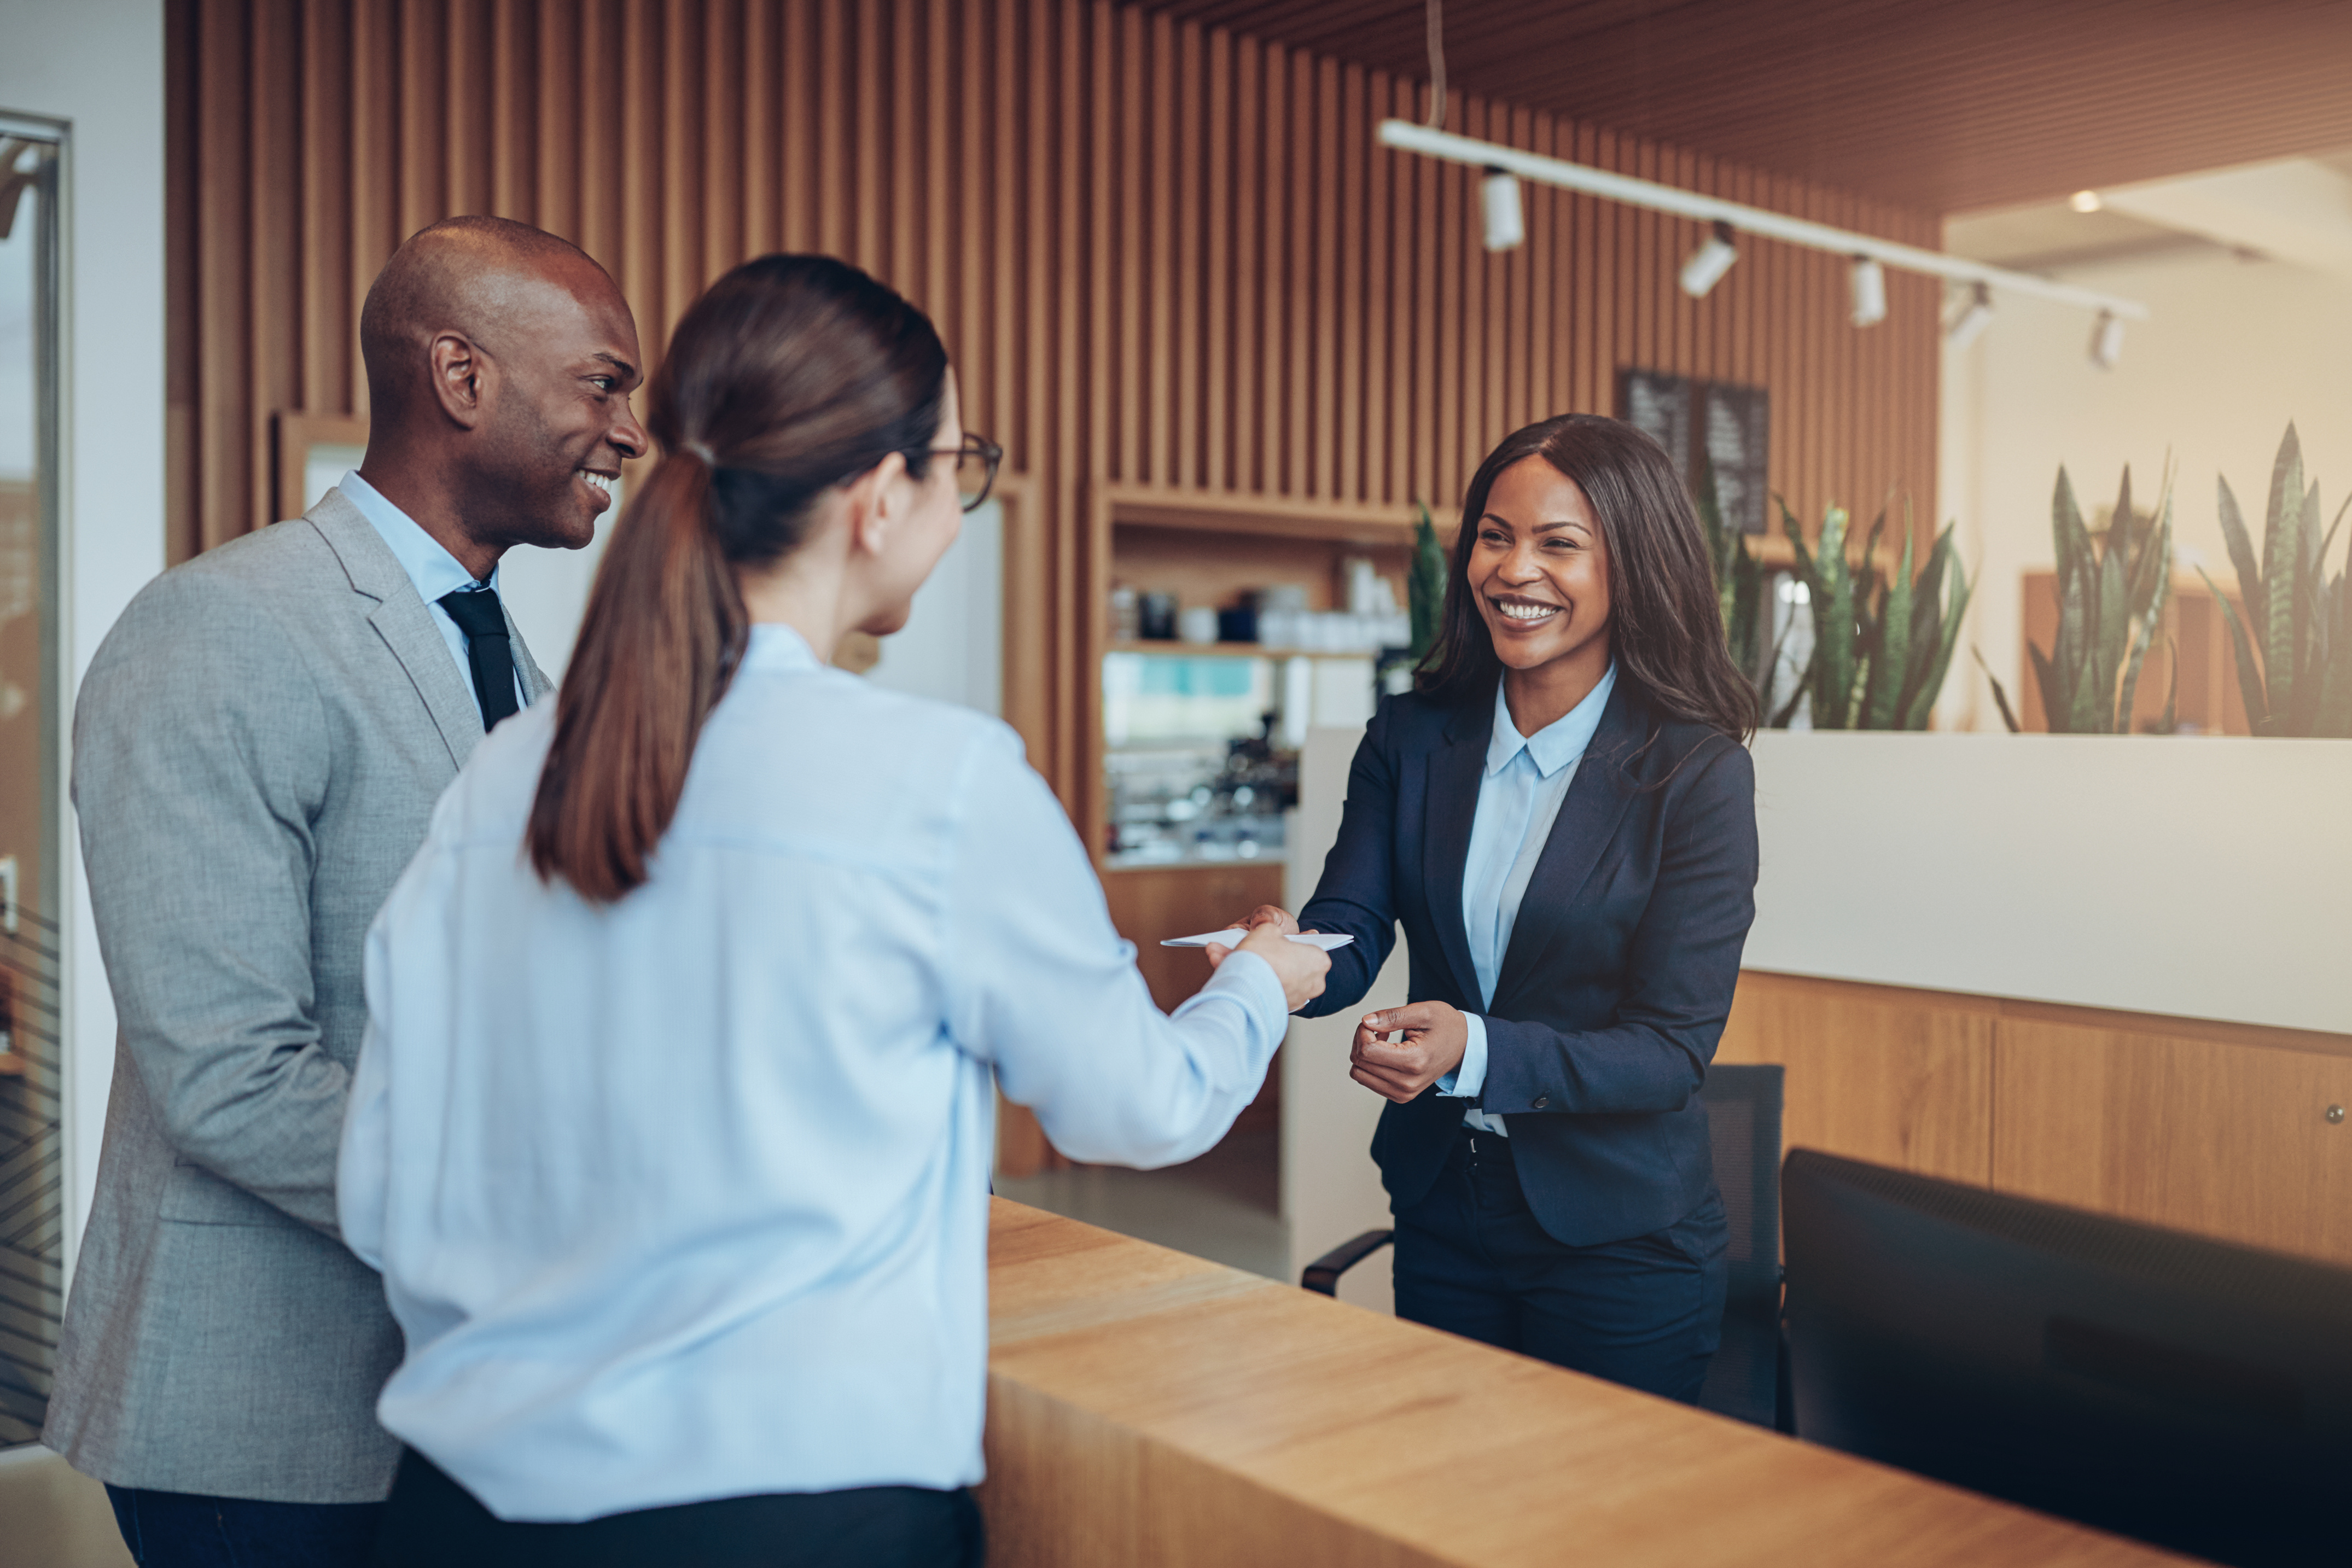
top-left (337, 623), bottom-right (1290, 1521)
top-left (1437, 664), bottom-right (1618, 1134)
top-left (337, 471), bottom-right (525, 723)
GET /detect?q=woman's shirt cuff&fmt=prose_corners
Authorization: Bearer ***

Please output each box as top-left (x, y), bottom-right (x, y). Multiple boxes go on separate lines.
top-left (1436, 1012), bottom-right (1489, 1098)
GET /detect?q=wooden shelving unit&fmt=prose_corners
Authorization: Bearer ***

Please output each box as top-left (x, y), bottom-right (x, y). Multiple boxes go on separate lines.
top-left (1107, 640), bottom-right (1390, 661)
top-left (1082, 482), bottom-right (1425, 865)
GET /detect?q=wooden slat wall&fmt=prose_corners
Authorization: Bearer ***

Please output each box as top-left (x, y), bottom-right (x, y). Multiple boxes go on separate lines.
top-left (166, 0), bottom-right (1941, 796)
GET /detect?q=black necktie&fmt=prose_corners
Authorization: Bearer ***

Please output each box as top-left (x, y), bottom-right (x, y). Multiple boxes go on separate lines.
top-left (437, 586), bottom-right (521, 731)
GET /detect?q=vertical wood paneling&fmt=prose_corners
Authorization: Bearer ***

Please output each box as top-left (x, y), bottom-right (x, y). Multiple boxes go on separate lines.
top-left (168, 0), bottom-right (1941, 788)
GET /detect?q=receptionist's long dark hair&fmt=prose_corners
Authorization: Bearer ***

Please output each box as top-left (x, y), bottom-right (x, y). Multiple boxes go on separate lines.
top-left (1416, 413), bottom-right (1758, 741)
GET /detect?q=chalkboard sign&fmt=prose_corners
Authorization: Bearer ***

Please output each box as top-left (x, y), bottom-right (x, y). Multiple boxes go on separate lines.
top-left (1615, 369), bottom-right (1770, 535)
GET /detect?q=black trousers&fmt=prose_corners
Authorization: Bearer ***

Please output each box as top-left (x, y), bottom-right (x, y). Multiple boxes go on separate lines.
top-left (369, 1449), bottom-right (986, 1568)
top-left (105, 1485), bottom-right (382, 1567)
top-left (1392, 1126), bottom-right (1729, 1402)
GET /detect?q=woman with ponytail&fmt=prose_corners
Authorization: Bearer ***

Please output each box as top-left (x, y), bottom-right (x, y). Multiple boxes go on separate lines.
top-left (338, 255), bottom-right (1329, 1567)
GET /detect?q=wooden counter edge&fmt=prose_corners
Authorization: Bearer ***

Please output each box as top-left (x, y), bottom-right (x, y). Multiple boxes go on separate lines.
top-left (981, 1199), bottom-right (2190, 1568)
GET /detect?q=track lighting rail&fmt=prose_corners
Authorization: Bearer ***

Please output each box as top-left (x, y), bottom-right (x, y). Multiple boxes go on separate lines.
top-left (1377, 120), bottom-right (2150, 323)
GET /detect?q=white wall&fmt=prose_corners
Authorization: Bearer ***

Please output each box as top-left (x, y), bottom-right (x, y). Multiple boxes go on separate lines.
top-left (860, 496), bottom-right (1003, 715)
top-left (1281, 725), bottom-right (1400, 1314)
top-left (1746, 731), bottom-right (2352, 1035)
top-left (1938, 247), bottom-right (2352, 731)
top-left (1, 0), bottom-right (167, 1276)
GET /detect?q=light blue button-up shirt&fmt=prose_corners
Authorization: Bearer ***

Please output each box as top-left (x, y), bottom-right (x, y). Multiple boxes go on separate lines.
top-left (337, 470), bottom-right (525, 724)
top-left (1436, 664), bottom-right (1617, 1135)
top-left (338, 623), bottom-right (1290, 1521)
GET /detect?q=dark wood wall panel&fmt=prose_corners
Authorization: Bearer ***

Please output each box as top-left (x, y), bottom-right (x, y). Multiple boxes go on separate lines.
top-left (166, 0), bottom-right (1940, 795)
top-left (1143, 1), bottom-right (2352, 215)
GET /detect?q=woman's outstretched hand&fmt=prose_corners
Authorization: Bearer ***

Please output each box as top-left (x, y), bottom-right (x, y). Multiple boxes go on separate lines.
top-left (1206, 908), bottom-right (1328, 1012)
top-left (1349, 1001), bottom-right (1469, 1104)
top-left (1225, 904), bottom-right (1303, 937)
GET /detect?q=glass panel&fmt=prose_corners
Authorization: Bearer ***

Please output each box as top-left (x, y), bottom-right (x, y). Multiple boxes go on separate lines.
top-left (0, 126), bottom-right (62, 1449)
top-left (1103, 651), bottom-right (1300, 868)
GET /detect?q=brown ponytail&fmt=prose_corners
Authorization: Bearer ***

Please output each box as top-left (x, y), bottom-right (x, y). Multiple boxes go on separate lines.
top-left (528, 255), bottom-right (950, 901)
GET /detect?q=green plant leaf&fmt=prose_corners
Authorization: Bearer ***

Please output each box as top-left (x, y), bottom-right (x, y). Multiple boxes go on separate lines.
top-left (1974, 645), bottom-right (2022, 734)
top-left (2027, 639), bottom-right (2064, 732)
top-left (1814, 505), bottom-right (1858, 728)
top-left (2316, 628), bottom-right (2352, 739)
top-left (2160, 637), bottom-right (2178, 736)
top-left (2262, 424), bottom-right (2303, 725)
top-left (2088, 467), bottom-right (2134, 730)
top-left (1861, 508), bottom-right (1916, 728)
top-left (1408, 501), bottom-right (1447, 660)
top-left (2048, 468), bottom-right (2091, 728)
top-left (1904, 535), bottom-right (1971, 730)
top-left (2116, 482), bottom-right (2172, 734)
top-left (2199, 565), bottom-right (2269, 733)
top-left (2215, 471), bottom-right (2266, 646)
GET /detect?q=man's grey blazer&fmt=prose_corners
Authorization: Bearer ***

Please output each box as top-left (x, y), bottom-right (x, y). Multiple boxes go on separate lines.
top-left (43, 490), bottom-right (553, 1503)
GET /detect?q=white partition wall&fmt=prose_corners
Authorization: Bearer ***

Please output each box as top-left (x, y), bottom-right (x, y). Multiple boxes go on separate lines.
top-left (1282, 724), bottom-right (1400, 1313)
top-left (1748, 732), bottom-right (2351, 1034)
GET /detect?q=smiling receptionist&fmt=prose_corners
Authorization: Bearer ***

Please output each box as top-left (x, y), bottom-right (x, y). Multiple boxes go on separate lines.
top-left (1261, 414), bottom-right (1760, 1400)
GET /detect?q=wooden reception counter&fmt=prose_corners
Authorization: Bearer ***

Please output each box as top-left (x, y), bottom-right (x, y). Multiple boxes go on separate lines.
top-left (981, 1199), bottom-right (2183, 1567)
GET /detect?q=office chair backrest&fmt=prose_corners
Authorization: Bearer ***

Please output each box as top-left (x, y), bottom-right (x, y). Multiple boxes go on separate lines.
top-left (1698, 1062), bottom-right (1784, 1315)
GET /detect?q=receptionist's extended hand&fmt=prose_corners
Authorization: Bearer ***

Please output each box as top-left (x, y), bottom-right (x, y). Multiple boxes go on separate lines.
top-left (1207, 920), bottom-right (1329, 1012)
top-left (1225, 904), bottom-right (1302, 937)
top-left (1349, 1001), bottom-right (1469, 1104)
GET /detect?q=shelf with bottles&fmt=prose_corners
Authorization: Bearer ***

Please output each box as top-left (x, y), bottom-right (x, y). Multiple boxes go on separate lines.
top-left (1108, 640), bottom-right (1393, 661)
top-left (1103, 722), bottom-right (1296, 870)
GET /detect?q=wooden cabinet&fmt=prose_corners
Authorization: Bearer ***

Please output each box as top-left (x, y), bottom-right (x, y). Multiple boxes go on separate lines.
top-left (1722, 971), bottom-right (2352, 1267)
top-left (1105, 862), bottom-right (1286, 1138)
top-left (1993, 1008), bottom-right (2352, 1265)
top-left (1717, 972), bottom-right (1994, 1185)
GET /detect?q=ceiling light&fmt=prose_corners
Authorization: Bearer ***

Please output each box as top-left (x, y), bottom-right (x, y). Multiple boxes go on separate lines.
top-left (2089, 309), bottom-right (2125, 369)
top-left (1849, 256), bottom-right (1888, 327)
top-left (1680, 220), bottom-right (1738, 298)
top-left (1480, 167), bottom-right (1524, 252)
top-left (2071, 190), bottom-right (2103, 213)
top-left (1945, 282), bottom-right (1994, 349)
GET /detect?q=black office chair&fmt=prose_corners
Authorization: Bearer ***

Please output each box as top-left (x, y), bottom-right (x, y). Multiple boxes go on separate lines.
top-left (1300, 1063), bottom-right (1789, 1431)
top-left (1691, 1062), bottom-right (1788, 1431)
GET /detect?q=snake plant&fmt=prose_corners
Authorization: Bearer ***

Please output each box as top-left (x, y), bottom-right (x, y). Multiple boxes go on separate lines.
top-left (1697, 451), bottom-right (1771, 693)
top-left (2043, 465), bottom-right (2173, 733)
top-left (1775, 498), bottom-right (1972, 730)
top-left (1408, 502), bottom-right (1447, 660)
top-left (2199, 424), bottom-right (2352, 737)
top-left (1982, 464), bottom-right (2174, 735)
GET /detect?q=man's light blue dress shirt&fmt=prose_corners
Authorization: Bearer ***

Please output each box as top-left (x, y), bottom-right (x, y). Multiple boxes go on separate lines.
top-left (337, 470), bottom-right (526, 723)
top-left (1436, 664), bottom-right (1617, 1135)
top-left (338, 623), bottom-right (1290, 1522)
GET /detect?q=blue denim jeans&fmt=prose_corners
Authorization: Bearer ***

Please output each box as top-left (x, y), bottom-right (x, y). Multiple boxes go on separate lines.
top-left (104, 1485), bottom-right (383, 1567)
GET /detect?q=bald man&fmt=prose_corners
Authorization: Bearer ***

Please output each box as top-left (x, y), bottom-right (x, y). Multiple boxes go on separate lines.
top-left (46, 217), bottom-right (646, 1566)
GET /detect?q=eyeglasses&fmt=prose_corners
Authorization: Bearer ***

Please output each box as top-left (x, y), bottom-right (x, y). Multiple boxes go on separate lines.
top-left (914, 434), bottom-right (1004, 513)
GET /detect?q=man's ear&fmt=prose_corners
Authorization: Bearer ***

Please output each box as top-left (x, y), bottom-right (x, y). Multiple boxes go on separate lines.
top-left (427, 331), bottom-right (492, 430)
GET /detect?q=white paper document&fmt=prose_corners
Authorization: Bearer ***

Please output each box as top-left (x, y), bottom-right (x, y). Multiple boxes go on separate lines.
top-left (1159, 929), bottom-right (1355, 951)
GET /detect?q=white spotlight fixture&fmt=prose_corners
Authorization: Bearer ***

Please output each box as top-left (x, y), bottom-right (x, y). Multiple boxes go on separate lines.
top-left (2070, 189), bottom-right (2103, 213)
top-left (1849, 255), bottom-right (1888, 327)
top-left (1680, 220), bottom-right (1738, 298)
top-left (1945, 281), bottom-right (1994, 349)
top-left (1480, 166), bottom-right (1524, 252)
top-left (2089, 309), bottom-right (2126, 369)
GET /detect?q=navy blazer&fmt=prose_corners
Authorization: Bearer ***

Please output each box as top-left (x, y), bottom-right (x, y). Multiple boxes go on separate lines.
top-left (1297, 678), bottom-right (1758, 1249)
